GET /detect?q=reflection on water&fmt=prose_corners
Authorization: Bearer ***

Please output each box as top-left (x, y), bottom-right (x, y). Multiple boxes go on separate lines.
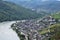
top-left (0, 21), bottom-right (20, 40)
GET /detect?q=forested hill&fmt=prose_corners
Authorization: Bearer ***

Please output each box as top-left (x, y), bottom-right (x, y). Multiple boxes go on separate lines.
top-left (0, 0), bottom-right (41, 22)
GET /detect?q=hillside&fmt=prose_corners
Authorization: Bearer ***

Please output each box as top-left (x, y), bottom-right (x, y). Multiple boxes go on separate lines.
top-left (50, 24), bottom-right (60, 40)
top-left (0, 1), bottom-right (42, 22)
top-left (38, 14), bottom-right (60, 40)
top-left (6, 0), bottom-right (60, 13)
top-left (37, 1), bottom-right (60, 13)
top-left (39, 23), bottom-right (60, 40)
top-left (52, 12), bottom-right (60, 19)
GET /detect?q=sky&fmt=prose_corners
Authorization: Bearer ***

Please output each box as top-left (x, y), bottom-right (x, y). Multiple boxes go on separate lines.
top-left (3, 0), bottom-right (60, 1)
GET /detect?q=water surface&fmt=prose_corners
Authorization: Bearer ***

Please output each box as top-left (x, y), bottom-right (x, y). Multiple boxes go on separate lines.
top-left (0, 21), bottom-right (20, 40)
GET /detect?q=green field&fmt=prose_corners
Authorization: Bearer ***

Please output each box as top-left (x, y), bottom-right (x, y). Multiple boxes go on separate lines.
top-left (52, 12), bottom-right (60, 19)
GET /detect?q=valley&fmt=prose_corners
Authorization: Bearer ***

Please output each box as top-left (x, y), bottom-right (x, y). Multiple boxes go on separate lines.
top-left (0, 0), bottom-right (60, 40)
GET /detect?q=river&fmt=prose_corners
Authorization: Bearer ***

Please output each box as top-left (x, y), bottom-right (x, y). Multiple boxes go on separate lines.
top-left (0, 21), bottom-right (20, 40)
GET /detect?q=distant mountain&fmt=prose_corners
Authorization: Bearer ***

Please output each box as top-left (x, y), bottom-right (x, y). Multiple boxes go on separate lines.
top-left (4, 0), bottom-right (44, 8)
top-left (35, 1), bottom-right (60, 13)
top-left (0, 1), bottom-right (42, 22)
top-left (5, 0), bottom-right (60, 13)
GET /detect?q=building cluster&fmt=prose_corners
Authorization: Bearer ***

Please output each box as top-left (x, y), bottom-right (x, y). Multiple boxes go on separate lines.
top-left (11, 16), bottom-right (60, 40)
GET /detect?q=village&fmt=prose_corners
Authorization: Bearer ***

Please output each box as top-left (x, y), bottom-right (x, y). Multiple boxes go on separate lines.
top-left (11, 16), bottom-right (60, 40)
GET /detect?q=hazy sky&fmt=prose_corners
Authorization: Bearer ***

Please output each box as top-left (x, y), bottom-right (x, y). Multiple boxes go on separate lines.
top-left (4, 0), bottom-right (60, 1)
top-left (19, 0), bottom-right (59, 1)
